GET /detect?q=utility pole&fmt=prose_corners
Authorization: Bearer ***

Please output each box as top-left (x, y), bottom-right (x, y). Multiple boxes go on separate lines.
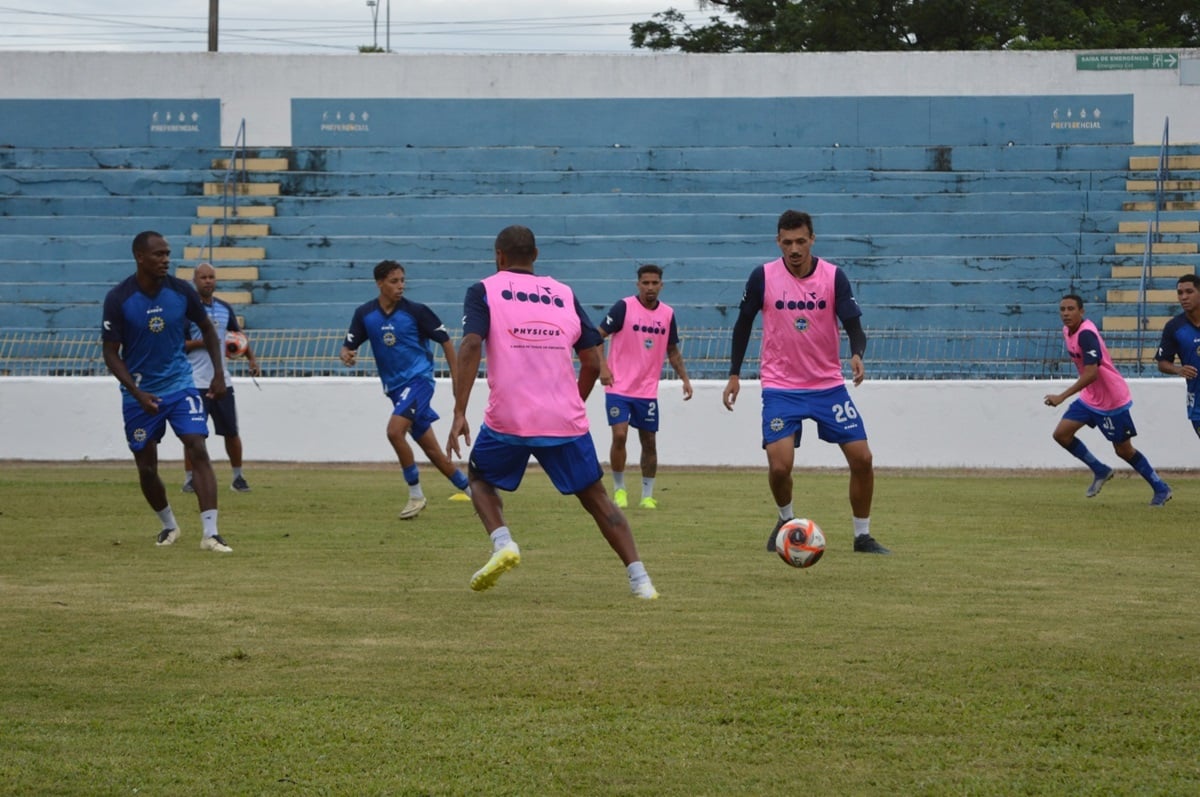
top-left (367, 0), bottom-right (379, 50)
top-left (386, 0), bottom-right (391, 52)
top-left (208, 0), bottom-right (219, 52)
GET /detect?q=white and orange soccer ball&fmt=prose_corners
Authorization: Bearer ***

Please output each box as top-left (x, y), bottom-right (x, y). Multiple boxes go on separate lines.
top-left (774, 517), bottom-right (826, 569)
top-left (224, 330), bottom-right (249, 358)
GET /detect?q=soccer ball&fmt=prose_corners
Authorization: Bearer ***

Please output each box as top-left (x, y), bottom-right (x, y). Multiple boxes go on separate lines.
top-left (224, 330), bottom-right (249, 358)
top-left (775, 518), bottom-right (826, 569)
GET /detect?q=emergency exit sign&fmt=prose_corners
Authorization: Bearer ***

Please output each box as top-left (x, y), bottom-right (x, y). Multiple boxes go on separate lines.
top-left (1077, 52), bottom-right (1179, 71)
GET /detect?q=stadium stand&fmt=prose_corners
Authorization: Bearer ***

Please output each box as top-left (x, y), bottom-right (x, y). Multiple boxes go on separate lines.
top-left (2, 99), bottom-right (1198, 379)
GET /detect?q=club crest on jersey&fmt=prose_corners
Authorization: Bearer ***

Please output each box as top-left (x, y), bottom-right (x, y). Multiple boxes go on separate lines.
top-left (382, 331), bottom-right (397, 347)
top-left (642, 337), bottom-right (654, 349)
top-left (133, 428), bottom-right (148, 443)
top-left (609, 406), bottom-right (620, 418)
top-left (769, 416), bottom-right (785, 432)
top-left (794, 317), bottom-right (809, 332)
top-left (148, 316), bottom-right (165, 333)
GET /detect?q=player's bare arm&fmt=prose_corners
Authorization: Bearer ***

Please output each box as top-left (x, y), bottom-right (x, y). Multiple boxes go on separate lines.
top-left (446, 333), bottom-right (483, 457)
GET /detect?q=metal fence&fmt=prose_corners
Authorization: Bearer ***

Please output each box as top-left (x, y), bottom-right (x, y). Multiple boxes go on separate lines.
top-left (0, 327), bottom-right (1163, 380)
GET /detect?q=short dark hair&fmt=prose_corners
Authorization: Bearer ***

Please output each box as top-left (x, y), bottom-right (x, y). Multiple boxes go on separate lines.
top-left (1178, 273), bottom-right (1200, 289)
top-left (777, 210), bottom-right (814, 235)
top-left (637, 263), bottom-right (663, 279)
top-left (132, 230), bottom-right (163, 255)
top-left (495, 225), bottom-right (537, 262)
top-left (374, 260), bottom-right (404, 281)
top-left (1061, 294), bottom-right (1084, 309)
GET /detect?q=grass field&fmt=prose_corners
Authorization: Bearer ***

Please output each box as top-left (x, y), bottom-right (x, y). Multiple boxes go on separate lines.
top-left (2, 462), bottom-right (1198, 796)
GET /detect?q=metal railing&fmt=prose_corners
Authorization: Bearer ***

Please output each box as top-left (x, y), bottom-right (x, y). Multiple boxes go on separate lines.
top-left (203, 118), bottom-right (249, 257)
top-left (0, 326), bottom-right (1141, 382)
top-left (1135, 117), bottom-right (1171, 374)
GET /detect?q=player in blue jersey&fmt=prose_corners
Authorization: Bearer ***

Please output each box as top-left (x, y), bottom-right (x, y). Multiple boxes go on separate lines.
top-left (1155, 273), bottom-right (1200, 440)
top-left (340, 260), bottom-right (471, 519)
top-left (181, 263), bottom-right (261, 495)
top-left (101, 231), bottom-right (233, 552)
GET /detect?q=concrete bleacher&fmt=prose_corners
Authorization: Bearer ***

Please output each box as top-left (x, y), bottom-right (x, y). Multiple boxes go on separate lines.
top-left (3, 130), bottom-right (1198, 377)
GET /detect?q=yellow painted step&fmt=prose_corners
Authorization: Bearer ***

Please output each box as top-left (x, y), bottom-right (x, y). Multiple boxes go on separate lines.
top-left (214, 290), bottom-right (253, 304)
top-left (211, 157), bottom-right (289, 171)
top-left (1123, 201), bottom-right (1200, 211)
top-left (197, 205), bottom-right (276, 218)
top-left (1110, 265), bottom-right (1195, 278)
top-left (175, 266), bottom-right (260, 281)
top-left (1108, 347), bottom-right (1160, 360)
top-left (190, 223), bottom-right (271, 236)
top-left (203, 182), bottom-right (280, 197)
top-left (1129, 155), bottom-right (1200, 170)
top-left (1102, 316), bottom-right (1170, 331)
top-left (1117, 220), bottom-right (1200, 234)
top-left (1126, 179), bottom-right (1200, 191)
top-left (183, 246), bottom-right (266, 261)
top-left (1115, 242), bottom-right (1197, 255)
top-left (1106, 289), bottom-right (1178, 303)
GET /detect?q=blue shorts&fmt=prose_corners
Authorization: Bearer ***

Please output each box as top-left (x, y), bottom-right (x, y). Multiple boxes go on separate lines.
top-left (605, 393), bottom-right (659, 433)
top-left (387, 378), bottom-right (439, 439)
top-left (203, 386), bottom-right (239, 437)
top-left (761, 385), bottom-right (868, 448)
top-left (468, 425), bottom-right (604, 495)
top-left (1063, 400), bottom-right (1137, 443)
top-left (122, 388), bottom-right (209, 452)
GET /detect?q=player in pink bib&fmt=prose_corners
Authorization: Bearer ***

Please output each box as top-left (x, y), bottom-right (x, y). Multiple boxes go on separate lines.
top-left (723, 210), bottom-right (889, 555)
top-left (1043, 294), bottom-right (1172, 505)
top-left (598, 264), bottom-right (693, 510)
top-left (446, 225), bottom-right (660, 600)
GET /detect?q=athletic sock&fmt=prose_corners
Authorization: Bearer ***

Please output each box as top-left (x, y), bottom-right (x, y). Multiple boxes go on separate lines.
top-left (489, 526), bottom-right (513, 551)
top-left (450, 469), bottom-right (469, 491)
top-left (613, 471), bottom-right (626, 491)
top-left (1065, 439), bottom-right (1107, 475)
top-left (1126, 451), bottom-right (1167, 489)
top-left (777, 503), bottom-right (794, 522)
top-left (641, 477), bottom-right (655, 500)
top-left (232, 467), bottom-right (244, 480)
top-left (200, 509), bottom-right (218, 538)
top-left (402, 464), bottom-right (420, 486)
top-left (156, 506), bottom-right (179, 531)
top-left (853, 516), bottom-right (871, 538)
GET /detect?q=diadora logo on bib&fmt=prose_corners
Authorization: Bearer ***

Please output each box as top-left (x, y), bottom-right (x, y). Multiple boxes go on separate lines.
top-left (631, 322), bottom-right (667, 336)
top-left (500, 284), bottom-right (566, 308)
top-left (774, 294), bottom-right (827, 312)
top-left (510, 321), bottom-right (564, 341)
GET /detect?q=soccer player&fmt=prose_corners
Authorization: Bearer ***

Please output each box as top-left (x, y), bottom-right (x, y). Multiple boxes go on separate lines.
top-left (722, 210), bottom-right (889, 555)
top-left (445, 225), bottom-right (659, 599)
top-left (340, 260), bottom-right (470, 519)
top-left (101, 231), bottom-right (233, 552)
top-left (181, 262), bottom-right (260, 494)
top-left (597, 264), bottom-right (693, 509)
top-left (1155, 273), bottom-right (1200, 440)
top-left (1043, 294), bottom-right (1172, 505)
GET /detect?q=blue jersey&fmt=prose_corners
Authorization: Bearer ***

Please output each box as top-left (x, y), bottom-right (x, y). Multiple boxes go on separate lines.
top-left (185, 297), bottom-right (241, 386)
top-left (345, 297), bottom-right (450, 394)
top-left (1156, 313), bottom-right (1200, 418)
top-left (101, 274), bottom-right (207, 401)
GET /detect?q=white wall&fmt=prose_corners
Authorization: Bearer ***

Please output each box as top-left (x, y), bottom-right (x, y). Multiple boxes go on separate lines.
top-left (1, 50), bottom-right (1197, 147)
top-left (2, 377), bottom-right (1194, 470)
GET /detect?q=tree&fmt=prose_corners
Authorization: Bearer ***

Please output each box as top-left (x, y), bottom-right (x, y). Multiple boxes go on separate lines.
top-left (630, 0), bottom-right (1200, 52)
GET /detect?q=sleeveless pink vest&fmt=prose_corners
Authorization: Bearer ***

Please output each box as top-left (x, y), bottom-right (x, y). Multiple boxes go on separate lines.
top-left (481, 271), bottom-right (590, 437)
top-left (760, 257), bottom-right (845, 390)
top-left (605, 296), bottom-right (674, 399)
top-left (1065, 318), bottom-right (1131, 411)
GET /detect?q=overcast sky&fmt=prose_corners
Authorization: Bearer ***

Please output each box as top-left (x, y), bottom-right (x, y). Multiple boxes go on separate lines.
top-left (0, 1), bottom-right (724, 54)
